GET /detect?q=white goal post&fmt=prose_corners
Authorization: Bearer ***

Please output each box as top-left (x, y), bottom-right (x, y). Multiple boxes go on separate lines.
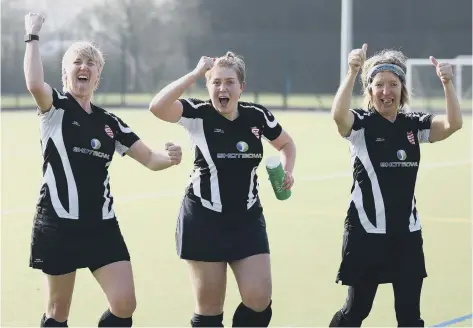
top-left (406, 55), bottom-right (472, 110)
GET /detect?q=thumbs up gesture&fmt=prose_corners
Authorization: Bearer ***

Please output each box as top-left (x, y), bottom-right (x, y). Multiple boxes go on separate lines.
top-left (348, 43), bottom-right (368, 74)
top-left (430, 56), bottom-right (453, 84)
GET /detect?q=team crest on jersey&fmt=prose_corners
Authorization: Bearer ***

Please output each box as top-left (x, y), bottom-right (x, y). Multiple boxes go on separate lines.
top-left (251, 127), bottom-right (260, 138)
top-left (104, 125), bottom-right (114, 138)
top-left (407, 131), bottom-right (415, 145)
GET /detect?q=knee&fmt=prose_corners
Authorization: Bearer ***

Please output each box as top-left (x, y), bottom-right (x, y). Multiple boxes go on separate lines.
top-left (241, 289), bottom-right (272, 312)
top-left (341, 304), bottom-right (372, 323)
top-left (47, 298), bottom-right (72, 322)
top-left (339, 301), bottom-right (373, 325)
top-left (109, 292), bottom-right (136, 318)
top-left (195, 295), bottom-right (225, 315)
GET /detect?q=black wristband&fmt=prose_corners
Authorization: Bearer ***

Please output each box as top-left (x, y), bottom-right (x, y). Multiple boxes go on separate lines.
top-left (24, 34), bottom-right (39, 43)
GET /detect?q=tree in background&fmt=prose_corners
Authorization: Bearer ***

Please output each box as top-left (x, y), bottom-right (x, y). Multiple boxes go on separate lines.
top-left (70, 0), bottom-right (208, 94)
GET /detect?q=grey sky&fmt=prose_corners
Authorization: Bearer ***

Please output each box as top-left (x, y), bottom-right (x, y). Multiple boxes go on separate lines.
top-left (18, 0), bottom-right (102, 30)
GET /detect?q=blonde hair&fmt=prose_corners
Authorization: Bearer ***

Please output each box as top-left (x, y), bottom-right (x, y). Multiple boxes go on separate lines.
top-left (206, 51), bottom-right (246, 84)
top-left (61, 41), bottom-right (105, 92)
top-left (360, 49), bottom-right (409, 110)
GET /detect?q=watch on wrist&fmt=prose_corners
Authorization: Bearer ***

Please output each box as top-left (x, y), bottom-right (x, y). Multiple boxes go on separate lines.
top-left (24, 34), bottom-right (39, 43)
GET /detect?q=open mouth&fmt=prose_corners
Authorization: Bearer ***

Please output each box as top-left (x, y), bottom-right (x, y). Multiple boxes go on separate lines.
top-left (219, 96), bottom-right (230, 107)
top-left (381, 99), bottom-right (393, 106)
top-left (77, 75), bottom-right (89, 82)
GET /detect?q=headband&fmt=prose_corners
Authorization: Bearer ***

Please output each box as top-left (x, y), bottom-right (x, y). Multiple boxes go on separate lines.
top-left (366, 63), bottom-right (406, 84)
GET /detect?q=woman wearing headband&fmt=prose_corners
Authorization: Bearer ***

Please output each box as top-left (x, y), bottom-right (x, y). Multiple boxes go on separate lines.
top-left (329, 44), bottom-right (462, 327)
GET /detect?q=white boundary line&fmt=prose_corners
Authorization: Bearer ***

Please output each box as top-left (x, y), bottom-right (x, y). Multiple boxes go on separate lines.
top-left (2, 159), bottom-right (470, 216)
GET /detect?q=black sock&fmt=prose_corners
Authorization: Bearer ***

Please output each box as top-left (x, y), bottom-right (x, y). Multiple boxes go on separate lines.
top-left (40, 313), bottom-right (68, 327)
top-left (232, 301), bottom-right (272, 327)
top-left (98, 309), bottom-right (132, 327)
top-left (191, 313), bottom-right (224, 327)
top-left (329, 309), bottom-right (363, 327)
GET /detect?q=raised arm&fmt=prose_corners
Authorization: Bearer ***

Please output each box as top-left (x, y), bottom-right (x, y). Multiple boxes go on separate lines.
top-left (332, 43), bottom-right (368, 137)
top-left (428, 56), bottom-right (463, 142)
top-left (149, 56), bottom-right (215, 123)
top-left (23, 13), bottom-right (53, 113)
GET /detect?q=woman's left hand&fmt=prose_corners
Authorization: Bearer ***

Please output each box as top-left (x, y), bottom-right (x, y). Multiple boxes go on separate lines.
top-left (430, 56), bottom-right (453, 84)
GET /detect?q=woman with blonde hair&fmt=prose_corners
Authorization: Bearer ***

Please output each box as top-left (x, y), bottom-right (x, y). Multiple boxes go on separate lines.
top-left (24, 12), bottom-right (182, 327)
top-left (149, 51), bottom-right (296, 327)
top-left (329, 43), bottom-right (462, 327)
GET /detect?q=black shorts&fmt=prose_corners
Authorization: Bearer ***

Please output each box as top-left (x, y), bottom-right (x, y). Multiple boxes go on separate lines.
top-left (30, 214), bottom-right (130, 275)
top-left (176, 195), bottom-right (270, 262)
top-left (336, 229), bottom-right (427, 285)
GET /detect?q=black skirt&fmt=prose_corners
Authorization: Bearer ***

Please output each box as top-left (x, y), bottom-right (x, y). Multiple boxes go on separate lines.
top-left (336, 229), bottom-right (427, 285)
top-left (30, 214), bottom-right (130, 275)
top-left (175, 195), bottom-right (270, 262)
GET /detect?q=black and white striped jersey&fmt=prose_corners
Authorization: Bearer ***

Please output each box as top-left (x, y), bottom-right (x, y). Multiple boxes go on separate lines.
top-left (35, 89), bottom-right (139, 225)
top-left (177, 98), bottom-right (283, 214)
top-left (344, 108), bottom-right (434, 234)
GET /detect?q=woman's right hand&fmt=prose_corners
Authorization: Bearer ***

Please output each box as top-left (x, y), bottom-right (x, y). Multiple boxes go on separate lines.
top-left (192, 56), bottom-right (215, 77)
top-left (348, 43), bottom-right (368, 74)
top-left (25, 12), bottom-right (45, 35)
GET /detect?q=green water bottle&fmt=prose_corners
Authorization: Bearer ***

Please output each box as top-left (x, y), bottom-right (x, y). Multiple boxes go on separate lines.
top-left (265, 156), bottom-right (291, 200)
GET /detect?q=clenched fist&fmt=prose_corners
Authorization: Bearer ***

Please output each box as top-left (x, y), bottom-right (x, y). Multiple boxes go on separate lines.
top-left (25, 12), bottom-right (45, 35)
top-left (165, 142), bottom-right (182, 165)
top-left (348, 43), bottom-right (368, 74)
top-left (192, 56), bottom-right (215, 77)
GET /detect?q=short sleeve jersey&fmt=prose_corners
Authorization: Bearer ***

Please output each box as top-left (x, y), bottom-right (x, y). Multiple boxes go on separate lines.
top-left (177, 98), bottom-right (283, 214)
top-left (36, 89), bottom-right (140, 225)
top-left (344, 108), bottom-right (434, 234)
